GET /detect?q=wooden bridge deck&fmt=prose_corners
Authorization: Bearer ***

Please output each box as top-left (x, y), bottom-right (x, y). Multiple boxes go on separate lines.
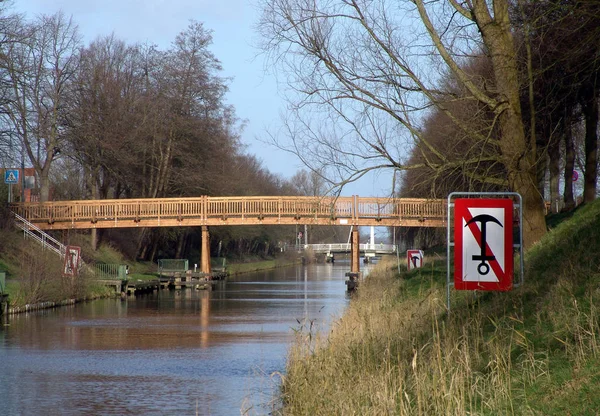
top-left (10, 196), bottom-right (447, 230)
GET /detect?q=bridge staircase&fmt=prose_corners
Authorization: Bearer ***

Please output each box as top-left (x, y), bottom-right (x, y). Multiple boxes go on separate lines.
top-left (13, 214), bottom-right (131, 292)
top-left (13, 213), bottom-right (66, 259)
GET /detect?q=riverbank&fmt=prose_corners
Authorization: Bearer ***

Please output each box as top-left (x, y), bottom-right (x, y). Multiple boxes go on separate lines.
top-left (279, 199), bottom-right (600, 415)
top-left (0, 227), bottom-right (300, 314)
top-left (2, 256), bottom-right (297, 315)
top-left (227, 257), bottom-right (300, 275)
top-left (2, 282), bottom-right (117, 315)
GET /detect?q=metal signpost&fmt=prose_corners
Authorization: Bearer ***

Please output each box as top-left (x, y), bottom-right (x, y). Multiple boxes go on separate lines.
top-left (446, 192), bottom-right (524, 311)
top-left (4, 169), bottom-right (19, 203)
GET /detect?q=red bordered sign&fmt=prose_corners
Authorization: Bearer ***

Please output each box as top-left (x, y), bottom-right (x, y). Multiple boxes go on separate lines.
top-left (63, 245), bottom-right (81, 277)
top-left (407, 249), bottom-right (423, 270)
top-left (454, 198), bottom-right (513, 291)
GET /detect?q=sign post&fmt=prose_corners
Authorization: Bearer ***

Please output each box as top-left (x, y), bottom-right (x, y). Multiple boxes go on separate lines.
top-left (4, 169), bottom-right (19, 203)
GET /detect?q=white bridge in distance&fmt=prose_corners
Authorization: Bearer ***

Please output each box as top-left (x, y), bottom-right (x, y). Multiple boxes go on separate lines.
top-left (303, 243), bottom-right (397, 256)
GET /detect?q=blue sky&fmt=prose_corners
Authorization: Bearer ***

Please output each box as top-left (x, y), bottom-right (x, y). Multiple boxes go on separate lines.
top-left (11, 0), bottom-right (391, 197)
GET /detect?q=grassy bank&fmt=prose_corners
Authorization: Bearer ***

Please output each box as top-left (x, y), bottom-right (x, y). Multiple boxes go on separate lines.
top-left (0, 231), bottom-right (121, 309)
top-left (280, 200), bottom-right (600, 415)
top-left (227, 256), bottom-right (300, 275)
top-left (0, 223), bottom-right (300, 309)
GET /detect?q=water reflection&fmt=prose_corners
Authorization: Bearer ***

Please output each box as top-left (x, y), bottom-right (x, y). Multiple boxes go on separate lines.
top-left (0, 262), bottom-right (367, 415)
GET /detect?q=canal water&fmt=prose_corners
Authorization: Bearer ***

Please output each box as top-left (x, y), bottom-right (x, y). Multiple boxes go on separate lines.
top-left (0, 262), bottom-right (365, 415)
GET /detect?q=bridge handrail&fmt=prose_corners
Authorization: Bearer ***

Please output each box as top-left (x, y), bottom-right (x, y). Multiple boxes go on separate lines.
top-left (9, 196), bottom-right (447, 229)
top-left (92, 263), bottom-right (127, 280)
top-left (13, 213), bottom-right (66, 258)
top-left (158, 259), bottom-right (189, 273)
top-left (305, 243), bottom-right (397, 253)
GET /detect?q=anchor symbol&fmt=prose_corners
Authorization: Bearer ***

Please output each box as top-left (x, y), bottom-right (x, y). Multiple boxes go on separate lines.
top-left (411, 255), bottom-right (420, 268)
top-left (465, 214), bottom-right (502, 275)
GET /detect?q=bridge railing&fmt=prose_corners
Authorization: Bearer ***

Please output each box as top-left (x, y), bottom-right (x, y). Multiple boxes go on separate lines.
top-left (92, 263), bottom-right (128, 280)
top-left (13, 213), bottom-right (66, 258)
top-left (305, 243), bottom-right (397, 253)
top-left (10, 196), bottom-right (446, 228)
top-left (158, 259), bottom-right (189, 273)
top-left (356, 198), bottom-right (446, 220)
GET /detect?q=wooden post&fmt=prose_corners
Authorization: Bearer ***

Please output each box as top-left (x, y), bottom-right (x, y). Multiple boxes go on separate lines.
top-left (351, 227), bottom-right (360, 274)
top-left (201, 225), bottom-right (211, 274)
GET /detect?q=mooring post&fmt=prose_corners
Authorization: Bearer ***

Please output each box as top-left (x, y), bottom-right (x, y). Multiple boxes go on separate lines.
top-left (201, 225), bottom-right (211, 274)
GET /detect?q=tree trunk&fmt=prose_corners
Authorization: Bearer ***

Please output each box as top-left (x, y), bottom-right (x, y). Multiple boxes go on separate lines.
top-left (175, 230), bottom-right (188, 259)
top-left (563, 116), bottom-right (576, 210)
top-left (149, 237), bottom-right (159, 264)
top-left (90, 170), bottom-right (101, 251)
top-left (582, 91), bottom-right (598, 203)
top-left (548, 135), bottom-right (561, 213)
top-left (138, 233), bottom-right (150, 260)
top-left (478, 2), bottom-right (547, 248)
top-left (511, 170), bottom-right (547, 249)
top-left (536, 134), bottom-right (548, 201)
top-left (39, 172), bottom-right (51, 202)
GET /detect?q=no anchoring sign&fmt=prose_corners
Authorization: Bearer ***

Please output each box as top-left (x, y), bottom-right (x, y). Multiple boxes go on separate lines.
top-left (407, 249), bottom-right (424, 270)
top-left (454, 198), bottom-right (513, 291)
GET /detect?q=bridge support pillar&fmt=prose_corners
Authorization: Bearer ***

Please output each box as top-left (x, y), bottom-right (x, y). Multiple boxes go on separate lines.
top-left (345, 227), bottom-right (361, 291)
top-left (350, 227), bottom-right (360, 274)
top-left (201, 226), bottom-right (211, 274)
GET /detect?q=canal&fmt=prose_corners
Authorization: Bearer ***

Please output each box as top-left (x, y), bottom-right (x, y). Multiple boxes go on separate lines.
top-left (0, 262), bottom-right (366, 415)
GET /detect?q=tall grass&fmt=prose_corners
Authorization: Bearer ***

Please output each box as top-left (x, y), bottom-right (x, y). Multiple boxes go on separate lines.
top-left (7, 239), bottom-right (93, 307)
top-left (278, 200), bottom-right (600, 415)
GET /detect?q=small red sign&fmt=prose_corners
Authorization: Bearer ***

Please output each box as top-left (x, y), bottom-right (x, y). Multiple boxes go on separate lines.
top-left (454, 198), bottom-right (513, 291)
top-left (407, 249), bottom-right (423, 270)
top-left (63, 246), bottom-right (81, 277)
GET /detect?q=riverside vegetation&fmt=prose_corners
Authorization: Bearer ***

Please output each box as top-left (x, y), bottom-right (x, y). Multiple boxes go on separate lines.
top-left (0, 224), bottom-right (301, 310)
top-left (0, 229), bottom-right (126, 308)
top-left (279, 199), bottom-right (600, 415)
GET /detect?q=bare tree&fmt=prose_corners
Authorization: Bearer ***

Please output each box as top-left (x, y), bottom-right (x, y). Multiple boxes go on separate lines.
top-left (134, 20), bottom-right (229, 199)
top-left (1, 12), bottom-right (81, 201)
top-left (0, 9), bottom-right (23, 166)
top-left (68, 34), bottom-right (144, 200)
top-left (290, 168), bottom-right (329, 196)
top-left (517, 0), bottom-right (600, 210)
top-left (260, 0), bottom-right (548, 248)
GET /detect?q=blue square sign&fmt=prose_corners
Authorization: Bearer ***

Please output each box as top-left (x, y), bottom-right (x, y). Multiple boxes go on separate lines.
top-left (4, 169), bottom-right (19, 184)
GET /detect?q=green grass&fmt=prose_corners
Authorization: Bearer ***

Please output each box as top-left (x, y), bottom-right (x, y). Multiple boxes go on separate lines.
top-left (4, 280), bottom-right (19, 298)
top-left (0, 259), bottom-right (11, 274)
top-left (128, 273), bottom-right (159, 281)
top-left (227, 258), bottom-right (299, 275)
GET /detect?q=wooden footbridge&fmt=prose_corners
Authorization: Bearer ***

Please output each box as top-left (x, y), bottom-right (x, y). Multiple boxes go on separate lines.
top-left (10, 196), bottom-right (446, 283)
top-left (10, 196), bottom-right (446, 229)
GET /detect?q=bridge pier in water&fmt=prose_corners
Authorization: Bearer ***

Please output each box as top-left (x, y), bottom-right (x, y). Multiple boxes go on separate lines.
top-left (345, 227), bottom-right (361, 291)
top-left (201, 226), bottom-right (211, 274)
